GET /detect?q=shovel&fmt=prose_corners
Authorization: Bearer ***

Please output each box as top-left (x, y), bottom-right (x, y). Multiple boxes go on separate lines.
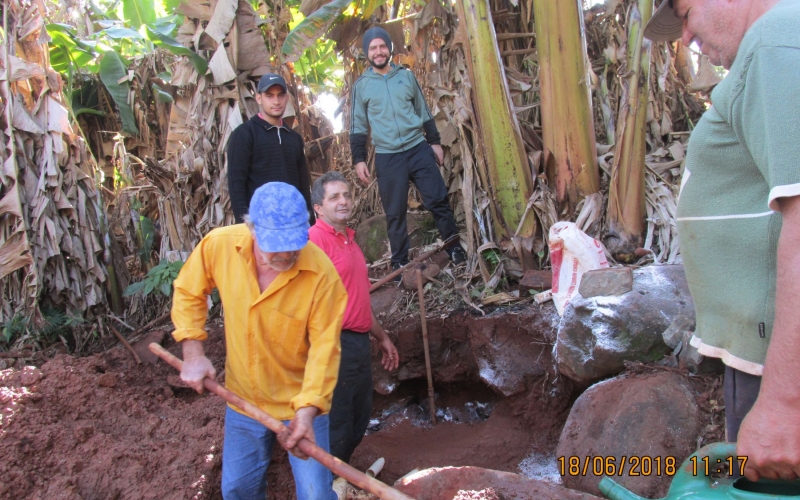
top-left (148, 343), bottom-right (413, 500)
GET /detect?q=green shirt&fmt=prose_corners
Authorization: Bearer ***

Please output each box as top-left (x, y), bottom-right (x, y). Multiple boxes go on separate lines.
top-left (677, 0), bottom-right (800, 375)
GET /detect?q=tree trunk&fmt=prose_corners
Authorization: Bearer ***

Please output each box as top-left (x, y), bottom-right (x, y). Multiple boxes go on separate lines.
top-left (456, 0), bottom-right (536, 240)
top-left (604, 0), bottom-right (652, 261)
top-left (533, 0), bottom-right (600, 215)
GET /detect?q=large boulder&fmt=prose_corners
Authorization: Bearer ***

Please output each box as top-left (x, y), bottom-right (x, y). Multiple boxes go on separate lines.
top-left (556, 264), bottom-right (694, 384)
top-left (355, 213), bottom-right (435, 263)
top-left (395, 466), bottom-right (603, 500)
top-left (355, 215), bottom-right (390, 263)
top-left (557, 371), bottom-right (702, 498)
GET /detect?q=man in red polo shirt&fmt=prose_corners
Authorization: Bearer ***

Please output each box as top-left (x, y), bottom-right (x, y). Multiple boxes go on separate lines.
top-left (308, 171), bottom-right (400, 465)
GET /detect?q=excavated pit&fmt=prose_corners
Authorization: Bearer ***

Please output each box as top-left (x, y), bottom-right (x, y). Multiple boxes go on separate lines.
top-left (0, 303), bottom-right (581, 499)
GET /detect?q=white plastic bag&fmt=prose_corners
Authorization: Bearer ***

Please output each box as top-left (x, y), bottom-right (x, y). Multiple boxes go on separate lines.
top-left (548, 221), bottom-right (609, 315)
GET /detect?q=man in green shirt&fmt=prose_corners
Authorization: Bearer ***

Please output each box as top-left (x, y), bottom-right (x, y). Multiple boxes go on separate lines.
top-left (645, 0), bottom-right (800, 482)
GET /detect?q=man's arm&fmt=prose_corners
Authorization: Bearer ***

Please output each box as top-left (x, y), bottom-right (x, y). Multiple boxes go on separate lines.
top-left (349, 80), bottom-right (372, 183)
top-left (370, 310), bottom-right (399, 371)
top-left (227, 125), bottom-right (253, 223)
top-left (738, 194), bottom-right (800, 481)
top-left (171, 235), bottom-right (218, 393)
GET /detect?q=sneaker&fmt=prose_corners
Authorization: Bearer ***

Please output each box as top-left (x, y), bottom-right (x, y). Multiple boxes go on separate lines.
top-left (448, 245), bottom-right (467, 265)
top-left (389, 263), bottom-right (405, 282)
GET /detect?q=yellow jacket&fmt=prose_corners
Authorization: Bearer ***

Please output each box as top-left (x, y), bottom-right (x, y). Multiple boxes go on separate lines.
top-left (171, 224), bottom-right (347, 420)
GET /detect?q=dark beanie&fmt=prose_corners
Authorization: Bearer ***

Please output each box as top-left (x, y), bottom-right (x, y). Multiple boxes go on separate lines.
top-left (362, 27), bottom-right (393, 55)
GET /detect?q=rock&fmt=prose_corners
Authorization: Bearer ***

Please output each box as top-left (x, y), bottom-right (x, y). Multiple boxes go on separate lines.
top-left (131, 329), bottom-right (167, 365)
top-left (401, 263), bottom-right (440, 290)
top-left (557, 371), bottom-right (702, 498)
top-left (19, 366), bottom-right (44, 387)
top-left (578, 267), bottom-right (633, 298)
top-left (428, 250), bottom-right (451, 271)
top-left (556, 265), bottom-right (694, 384)
top-left (469, 306), bottom-right (560, 396)
top-left (659, 315), bottom-right (723, 374)
top-left (97, 373), bottom-right (117, 388)
top-left (371, 287), bottom-right (402, 317)
top-left (355, 215), bottom-right (390, 263)
top-left (518, 270), bottom-right (552, 296)
top-left (394, 466), bottom-right (602, 500)
top-left (661, 315), bottom-right (695, 349)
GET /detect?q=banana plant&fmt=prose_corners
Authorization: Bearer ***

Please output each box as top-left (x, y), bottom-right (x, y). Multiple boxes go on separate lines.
top-left (282, 0), bottom-right (387, 64)
top-left (46, 0), bottom-right (207, 136)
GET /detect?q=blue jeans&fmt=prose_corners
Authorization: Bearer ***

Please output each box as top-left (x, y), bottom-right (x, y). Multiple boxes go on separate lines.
top-left (221, 406), bottom-right (337, 500)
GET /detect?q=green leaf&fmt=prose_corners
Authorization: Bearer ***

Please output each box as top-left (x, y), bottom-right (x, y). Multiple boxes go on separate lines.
top-left (145, 25), bottom-right (208, 75)
top-left (148, 18), bottom-right (178, 36)
top-left (47, 24), bottom-right (97, 75)
top-left (123, 281), bottom-right (147, 296)
top-left (162, 0), bottom-right (184, 14)
top-left (73, 105), bottom-right (107, 117)
top-left (98, 50), bottom-right (139, 135)
top-left (100, 26), bottom-right (144, 40)
top-left (122, 0), bottom-right (156, 27)
top-left (159, 283), bottom-right (172, 297)
top-left (360, 0), bottom-right (386, 18)
top-left (281, 0), bottom-right (354, 64)
top-left (153, 82), bottom-right (174, 103)
top-left (143, 281), bottom-right (155, 296)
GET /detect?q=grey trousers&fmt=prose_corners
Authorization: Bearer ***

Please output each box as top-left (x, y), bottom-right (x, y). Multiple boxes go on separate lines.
top-left (724, 364), bottom-right (762, 442)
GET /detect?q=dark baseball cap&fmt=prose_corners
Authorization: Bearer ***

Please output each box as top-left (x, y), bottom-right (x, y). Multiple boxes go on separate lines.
top-left (257, 73), bottom-right (288, 93)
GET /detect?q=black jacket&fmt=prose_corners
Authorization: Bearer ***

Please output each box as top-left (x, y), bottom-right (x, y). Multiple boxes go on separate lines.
top-left (227, 115), bottom-right (314, 223)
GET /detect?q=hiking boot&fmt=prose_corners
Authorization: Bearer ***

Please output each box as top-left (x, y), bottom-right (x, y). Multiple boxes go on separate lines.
top-left (448, 245), bottom-right (467, 265)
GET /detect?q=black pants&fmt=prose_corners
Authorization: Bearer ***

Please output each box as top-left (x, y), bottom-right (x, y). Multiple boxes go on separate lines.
top-left (329, 330), bottom-right (373, 464)
top-left (724, 364), bottom-right (762, 442)
top-left (375, 141), bottom-right (458, 266)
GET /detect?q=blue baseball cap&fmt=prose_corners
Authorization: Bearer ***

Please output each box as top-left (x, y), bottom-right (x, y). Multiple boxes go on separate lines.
top-left (248, 182), bottom-right (309, 253)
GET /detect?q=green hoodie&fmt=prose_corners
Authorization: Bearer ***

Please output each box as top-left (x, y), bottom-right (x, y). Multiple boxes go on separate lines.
top-left (349, 64), bottom-right (439, 161)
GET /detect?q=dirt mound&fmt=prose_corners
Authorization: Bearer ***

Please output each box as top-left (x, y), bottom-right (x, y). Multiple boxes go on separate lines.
top-left (0, 325), bottom-right (294, 500)
top-left (394, 466), bottom-right (602, 499)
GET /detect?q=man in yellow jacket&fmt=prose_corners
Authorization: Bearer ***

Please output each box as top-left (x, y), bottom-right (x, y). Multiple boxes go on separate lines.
top-left (171, 182), bottom-right (346, 500)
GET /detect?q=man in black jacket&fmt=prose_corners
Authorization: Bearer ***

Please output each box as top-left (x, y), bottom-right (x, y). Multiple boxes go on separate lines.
top-left (227, 73), bottom-right (314, 223)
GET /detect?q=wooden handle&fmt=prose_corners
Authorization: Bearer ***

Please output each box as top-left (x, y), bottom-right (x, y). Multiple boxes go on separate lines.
top-left (148, 343), bottom-right (414, 500)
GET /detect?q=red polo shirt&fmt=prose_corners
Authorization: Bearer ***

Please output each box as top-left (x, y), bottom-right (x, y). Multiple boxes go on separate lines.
top-left (308, 219), bottom-right (373, 333)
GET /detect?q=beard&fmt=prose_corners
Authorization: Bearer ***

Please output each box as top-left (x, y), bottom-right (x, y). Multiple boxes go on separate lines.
top-left (369, 57), bottom-right (390, 70)
top-left (266, 256), bottom-right (297, 272)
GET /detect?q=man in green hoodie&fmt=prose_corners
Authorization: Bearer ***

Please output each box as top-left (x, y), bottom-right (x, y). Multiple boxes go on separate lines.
top-left (350, 27), bottom-right (466, 274)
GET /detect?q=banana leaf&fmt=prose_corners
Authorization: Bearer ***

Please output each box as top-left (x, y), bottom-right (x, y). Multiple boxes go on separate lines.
top-left (145, 25), bottom-right (208, 75)
top-left (98, 50), bottom-right (139, 135)
top-left (47, 24), bottom-right (98, 75)
top-left (281, 0), bottom-right (357, 64)
top-left (122, 0), bottom-right (156, 28)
